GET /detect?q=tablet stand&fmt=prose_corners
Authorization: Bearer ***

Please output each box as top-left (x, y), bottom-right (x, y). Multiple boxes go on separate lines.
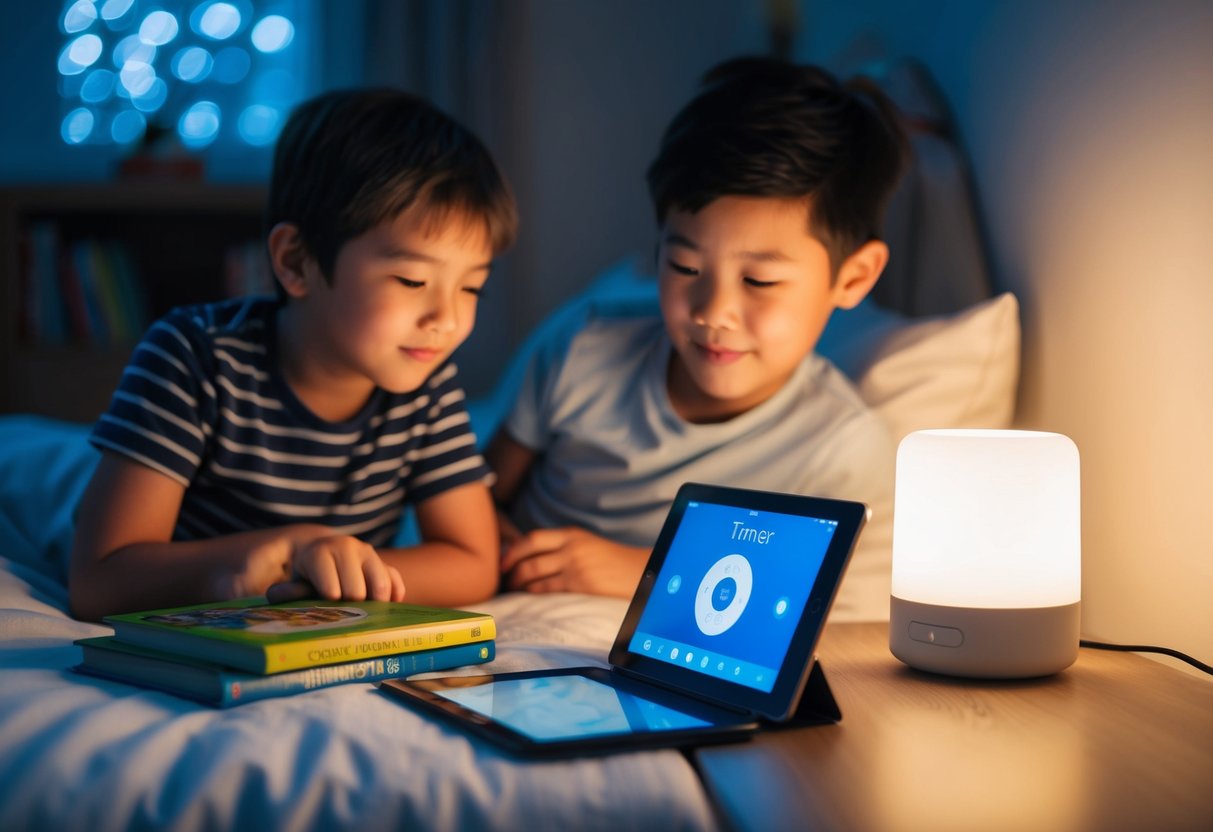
top-left (771, 657), bottom-right (841, 727)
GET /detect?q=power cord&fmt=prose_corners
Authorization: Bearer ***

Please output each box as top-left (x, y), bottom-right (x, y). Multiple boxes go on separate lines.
top-left (1080, 640), bottom-right (1212, 676)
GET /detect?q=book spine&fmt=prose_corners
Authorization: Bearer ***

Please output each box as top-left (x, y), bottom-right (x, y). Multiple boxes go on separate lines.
top-left (30, 221), bottom-right (68, 344)
top-left (90, 242), bottom-right (128, 341)
top-left (71, 239), bottom-right (108, 343)
top-left (58, 239), bottom-right (91, 341)
top-left (220, 641), bottom-right (495, 706)
top-left (105, 242), bottom-right (144, 337)
top-left (263, 617), bottom-right (497, 674)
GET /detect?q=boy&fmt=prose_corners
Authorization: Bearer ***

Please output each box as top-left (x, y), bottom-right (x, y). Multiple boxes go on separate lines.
top-left (487, 58), bottom-right (906, 619)
top-left (69, 89), bottom-right (517, 621)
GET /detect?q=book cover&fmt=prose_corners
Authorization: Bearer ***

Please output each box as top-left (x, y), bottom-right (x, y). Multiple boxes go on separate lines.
top-left (74, 635), bottom-right (495, 707)
top-left (104, 598), bottom-right (495, 675)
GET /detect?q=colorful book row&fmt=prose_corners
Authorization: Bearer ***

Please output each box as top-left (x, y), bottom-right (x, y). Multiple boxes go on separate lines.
top-left (20, 221), bottom-right (148, 345)
top-left (18, 222), bottom-right (274, 347)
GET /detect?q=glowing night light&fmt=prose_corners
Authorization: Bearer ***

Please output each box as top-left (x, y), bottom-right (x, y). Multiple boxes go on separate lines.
top-left (890, 430), bottom-right (1081, 678)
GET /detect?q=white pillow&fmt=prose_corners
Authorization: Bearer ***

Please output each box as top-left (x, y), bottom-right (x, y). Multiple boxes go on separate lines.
top-left (820, 292), bottom-right (1021, 441)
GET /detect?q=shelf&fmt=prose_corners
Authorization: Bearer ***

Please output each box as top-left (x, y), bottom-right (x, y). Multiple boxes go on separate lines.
top-left (1, 182), bottom-right (268, 423)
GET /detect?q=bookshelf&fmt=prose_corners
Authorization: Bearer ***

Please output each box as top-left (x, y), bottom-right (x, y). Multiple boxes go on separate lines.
top-left (0, 183), bottom-right (269, 423)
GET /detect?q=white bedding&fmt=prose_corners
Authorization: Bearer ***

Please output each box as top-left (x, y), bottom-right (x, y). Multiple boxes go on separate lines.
top-left (0, 557), bottom-right (717, 831)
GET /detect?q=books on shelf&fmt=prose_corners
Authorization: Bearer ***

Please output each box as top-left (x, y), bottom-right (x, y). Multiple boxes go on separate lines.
top-left (102, 597), bottom-right (496, 674)
top-left (19, 222), bottom-right (150, 345)
top-left (19, 220), bottom-right (272, 347)
top-left (75, 635), bottom-right (495, 708)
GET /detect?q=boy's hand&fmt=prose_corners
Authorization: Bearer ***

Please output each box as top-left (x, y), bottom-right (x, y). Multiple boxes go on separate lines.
top-left (287, 534), bottom-right (406, 602)
top-left (500, 527), bottom-right (648, 598)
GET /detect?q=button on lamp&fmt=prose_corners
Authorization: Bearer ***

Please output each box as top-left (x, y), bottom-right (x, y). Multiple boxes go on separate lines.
top-left (890, 430), bottom-right (1081, 678)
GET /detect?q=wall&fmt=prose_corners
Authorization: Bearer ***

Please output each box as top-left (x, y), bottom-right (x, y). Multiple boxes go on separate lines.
top-left (799, 0), bottom-right (1213, 666)
top-left (453, 0), bottom-right (770, 394)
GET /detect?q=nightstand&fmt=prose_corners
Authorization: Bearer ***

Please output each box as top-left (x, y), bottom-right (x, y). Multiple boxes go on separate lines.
top-left (694, 622), bottom-right (1212, 831)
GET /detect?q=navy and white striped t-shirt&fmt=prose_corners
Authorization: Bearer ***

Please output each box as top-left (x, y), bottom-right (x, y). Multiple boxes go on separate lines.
top-left (90, 296), bottom-right (491, 547)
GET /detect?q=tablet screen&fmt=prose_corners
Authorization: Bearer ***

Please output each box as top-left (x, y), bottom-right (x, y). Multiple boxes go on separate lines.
top-left (625, 498), bottom-right (837, 692)
top-left (385, 666), bottom-right (761, 755)
top-left (424, 672), bottom-right (711, 741)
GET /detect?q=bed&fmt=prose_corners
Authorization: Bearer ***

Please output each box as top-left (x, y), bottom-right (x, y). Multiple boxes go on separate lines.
top-left (0, 60), bottom-right (1018, 831)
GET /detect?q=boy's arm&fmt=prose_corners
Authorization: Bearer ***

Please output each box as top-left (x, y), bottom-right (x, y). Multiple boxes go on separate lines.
top-left (484, 429), bottom-right (535, 509)
top-left (69, 452), bottom-right (402, 621)
top-left (486, 429), bottom-right (648, 598)
top-left (485, 429), bottom-right (536, 545)
top-left (376, 481), bottom-right (499, 606)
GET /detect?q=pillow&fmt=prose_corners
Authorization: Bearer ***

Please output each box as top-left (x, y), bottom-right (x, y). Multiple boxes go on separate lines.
top-left (472, 258), bottom-right (1020, 446)
top-left (819, 292), bottom-right (1021, 441)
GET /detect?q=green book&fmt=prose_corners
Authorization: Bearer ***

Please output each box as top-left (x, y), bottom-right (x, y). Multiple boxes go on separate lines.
top-left (74, 636), bottom-right (495, 708)
top-left (103, 598), bottom-right (495, 675)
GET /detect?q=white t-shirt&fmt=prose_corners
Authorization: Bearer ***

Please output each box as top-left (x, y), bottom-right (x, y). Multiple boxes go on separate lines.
top-left (504, 313), bottom-right (896, 621)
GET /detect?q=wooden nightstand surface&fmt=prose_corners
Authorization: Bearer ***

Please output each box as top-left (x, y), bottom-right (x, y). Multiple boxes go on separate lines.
top-left (694, 621), bottom-right (1213, 832)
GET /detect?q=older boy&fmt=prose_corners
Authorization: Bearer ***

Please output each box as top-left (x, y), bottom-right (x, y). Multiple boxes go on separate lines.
top-left (488, 58), bottom-right (907, 619)
top-left (70, 89), bottom-right (517, 621)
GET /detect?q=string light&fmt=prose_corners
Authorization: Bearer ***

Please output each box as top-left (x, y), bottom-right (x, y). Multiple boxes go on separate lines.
top-left (57, 0), bottom-right (300, 149)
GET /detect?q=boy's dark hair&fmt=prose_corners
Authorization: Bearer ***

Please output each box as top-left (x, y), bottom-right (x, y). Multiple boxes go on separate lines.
top-left (268, 88), bottom-right (517, 284)
top-left (646, 58), bottom-right (908, 272)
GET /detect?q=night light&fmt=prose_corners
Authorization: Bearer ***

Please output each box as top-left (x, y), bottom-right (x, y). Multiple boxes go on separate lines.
top-left (890, 430), bottom-right (1081, 678)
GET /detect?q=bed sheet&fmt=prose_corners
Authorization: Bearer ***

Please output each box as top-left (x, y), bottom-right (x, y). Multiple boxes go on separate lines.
top-left (0, 411), bottom-right (714, 831)
top-left (0, 559), bottom-right (717, 832)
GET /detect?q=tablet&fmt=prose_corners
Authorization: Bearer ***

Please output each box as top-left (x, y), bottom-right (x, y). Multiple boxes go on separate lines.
top-left (380, 482), bottom-right (867, 756)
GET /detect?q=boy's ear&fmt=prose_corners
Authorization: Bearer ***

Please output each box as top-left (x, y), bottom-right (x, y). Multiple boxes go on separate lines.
top-left (267, 222), bottom-right (314, 299)
top-left (833, 240), bottom-right (889, 310)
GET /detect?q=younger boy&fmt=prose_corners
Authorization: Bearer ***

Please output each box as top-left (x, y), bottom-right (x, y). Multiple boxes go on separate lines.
top-left (70, 89), bottom-right (517, 621)
top-left (487, 58), bottom-right (907, 619)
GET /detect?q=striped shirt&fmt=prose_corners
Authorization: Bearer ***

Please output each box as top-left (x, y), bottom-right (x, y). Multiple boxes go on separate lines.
top-left (91, 296), bottom-right (490, 547)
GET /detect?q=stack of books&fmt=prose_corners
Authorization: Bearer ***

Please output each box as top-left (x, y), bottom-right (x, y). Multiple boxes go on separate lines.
top-left (73, 598), bottom-right (495, 708)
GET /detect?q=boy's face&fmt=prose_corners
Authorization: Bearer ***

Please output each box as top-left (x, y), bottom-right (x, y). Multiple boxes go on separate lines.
top-left (292, 207), bottom-right (492, 397)
top-left (658, 195), bottom-right (857, 423)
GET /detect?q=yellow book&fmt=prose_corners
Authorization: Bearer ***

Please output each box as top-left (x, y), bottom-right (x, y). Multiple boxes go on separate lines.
top-left (104, 598), bottom-right (495, 675)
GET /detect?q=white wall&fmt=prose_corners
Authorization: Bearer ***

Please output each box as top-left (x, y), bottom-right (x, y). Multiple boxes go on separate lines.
top-left (799, 0), bottom-right (1213, 665)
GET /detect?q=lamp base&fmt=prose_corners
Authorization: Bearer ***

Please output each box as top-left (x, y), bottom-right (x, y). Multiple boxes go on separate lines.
top-left (890, 597), bottom-right (1080, 678)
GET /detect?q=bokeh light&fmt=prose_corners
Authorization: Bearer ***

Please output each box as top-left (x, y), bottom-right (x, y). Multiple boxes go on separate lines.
top-left (178, 100), bottom-right (221, 148)
top-left (60, 1), bottom-right (301, 149)
top-left (237, 103), bottom-right (280, 145)
top-left (138, 10), bottom-right (179, 46)
top-left (63, 1), bottom-right (99, 34)
top-left (171, 45), bottom-right (213, 82)
top-left (193, 2), bottom-right (242, 40)
top-left (58, 34), bottom-right (104, 75)
top-left (100, 0), bottom-right (137, 23)
top-left (251, 15), bottom-right (293, 53)
top-left (61, 107), bottom-right (96, 144)
top-left (80, 68), bottom-right (118, 103)
top-left (111, 108), bottom-right (147, 143)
